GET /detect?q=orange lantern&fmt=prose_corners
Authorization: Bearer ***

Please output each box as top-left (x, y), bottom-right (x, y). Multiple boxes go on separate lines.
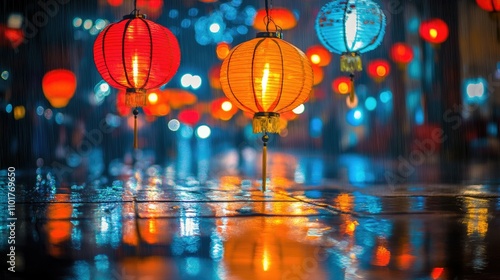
top-left (178, 108), bottom-right (201, 126)
top-left (253, 7), bottom-right (297, 31)
top-left (306, 45), bottom-right (332, 67)
top-left (367, 59), bottom-right (391, 83)
top-left (42, 69), bottom-right (77, 108)
top-left (390, 43), bottom-right (414, 66)
top-left (419, 18), bottom-right (449, 44)
top-left (332, 76), bottom-right (352, 95)
top-left (312, 65), bottom-right (324, 86)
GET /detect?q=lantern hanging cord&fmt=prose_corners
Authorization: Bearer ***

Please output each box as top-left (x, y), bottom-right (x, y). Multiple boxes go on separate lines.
top-left (133, 107), bottom-right (139, 150)
top-left (261, 132), bottom-right (269, 192)
top-left (263, 0), bottom-right (281, 33)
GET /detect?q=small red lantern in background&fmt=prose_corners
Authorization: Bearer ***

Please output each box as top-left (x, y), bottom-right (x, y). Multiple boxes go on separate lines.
top-left (42, 69), bottom-right (77, 108)
top-left (476, 0), bottom-right (500, 41)
top-left (306, 45), bottom-right (332, 67)
top-left (332, 76), bottom-right (352, 95)
top-left (419, 18), bottom-right (449, 45)
top-left (390, 42), bottom-right (414, 67)
top-left (367, 59), bottom-right (391, 83)
top-left (253, 7), bottom-right (297, 31)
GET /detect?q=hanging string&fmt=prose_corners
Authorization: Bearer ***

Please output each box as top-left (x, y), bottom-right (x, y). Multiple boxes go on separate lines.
top-left (133, 107), bottom-right (138, 149)
top-left (261, 132), bottom-right (269, 192)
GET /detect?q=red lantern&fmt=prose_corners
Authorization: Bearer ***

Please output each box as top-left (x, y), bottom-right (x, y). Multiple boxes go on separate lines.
top-left (306, 45), bottom-right (332, 67)
top-left (93, 12), bottom-right (180, 107)
top-left (419, 18), bottom-right (449, 44)
top-left (253, 7), bottom-right (297, 31)
top-left (367, 59), bottom-right (391, 83)
top-left (476, 0), bottom-right (500, 11)
top-left (42, 69), bottom-right (77, 108)
top-left (390, 43), bottom-right (414, 66)
top-left (332, 76), bottom-right (352, 95)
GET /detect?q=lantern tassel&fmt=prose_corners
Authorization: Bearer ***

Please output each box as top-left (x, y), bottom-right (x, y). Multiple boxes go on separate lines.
top-left (349, 73), bottom-right (355, 103)
top-left (262, 133), bottom-right (269, 192)
top-left (133, 108), bottom-right (139, 149)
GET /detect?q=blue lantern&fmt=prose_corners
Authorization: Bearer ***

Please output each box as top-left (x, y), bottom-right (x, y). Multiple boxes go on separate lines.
top-left (316, 0), bottom-right (386, 102)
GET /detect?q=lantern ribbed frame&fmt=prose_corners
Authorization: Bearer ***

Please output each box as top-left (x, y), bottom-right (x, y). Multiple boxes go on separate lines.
top-left (220, 32), bottom-right (313, 133)
top-left (93, 14), bottom-right (180, 106)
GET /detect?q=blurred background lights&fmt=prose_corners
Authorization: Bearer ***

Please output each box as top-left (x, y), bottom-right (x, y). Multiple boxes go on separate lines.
top-left (210, 23), bottom-right (221, 33)
top-left (83, 19), bottom-right (93, 30)
top-left (379, 90), bottom-right (393, 103)
top-left (1, 71), bottom-right (9, 80)
top-left (221, 101), bottom-right (232, 112)
top-left (464, 77), bottom-right (488, 104)
top-left (196, 125), bottom-right (212, 139)
top-left (6, 104), bottom-right (13, 113)
top-left (292, 104), bottom-right (305, 115)
top-left (346, 108), bottom-right (364, 126)
top-left (365, 97), bottom-right (377, 111)
top-left (73, 17), bottom-right (82, 28)
top-left (181, 74), bottom-right (202, 89)
top-left (148, 92), bottom-right (159, 104)
top-left (36, 106), bottom-right (44, 116)
top-left (168, 119), bottom-right (181, 131)
top-left (7, 13), bottom-right (23, 29)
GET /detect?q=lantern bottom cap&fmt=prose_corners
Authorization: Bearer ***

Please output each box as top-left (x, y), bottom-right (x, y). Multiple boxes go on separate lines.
top-left (252, 112), bottom-right (281, 134)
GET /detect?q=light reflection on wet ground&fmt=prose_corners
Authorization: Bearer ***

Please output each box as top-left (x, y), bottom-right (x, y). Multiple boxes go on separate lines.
top-left (1, 153), bottom-right (500, 279)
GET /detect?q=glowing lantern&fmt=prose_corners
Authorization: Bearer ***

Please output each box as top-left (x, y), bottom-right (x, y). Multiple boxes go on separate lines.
top-left (332, 76), bottom-right (352, 95)
top-left (178, 108), bottom-right (201, 127)
top-left (220, 5), bottom-right (313, 191)
top-left (419, 18), bottom-right (449, 45)
top-left (93, 2), bottom-right (180, 149)
top-left (306, 45), bottom-right (332, 67)
top-left (316, 0), bottom-right (386, 102)
top-left (367, 59), bottom-right (391, 83)
top-left (476, 0), bottom-right (500, 40)
top-left (42, 69), bottom-right (77, 108)
top-left (253, 7), bottom-right (297, 31)
top-left (216, 42), bottom-right (231, 60)
top-left (390, 42), bottom-right (414, 67)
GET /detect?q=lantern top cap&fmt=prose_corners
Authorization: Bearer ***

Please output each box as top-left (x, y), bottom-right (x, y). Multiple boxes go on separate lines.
top-left (256, 31), bottom-right (283, 39)
top-left (123, 10), bottom-right (147, 20)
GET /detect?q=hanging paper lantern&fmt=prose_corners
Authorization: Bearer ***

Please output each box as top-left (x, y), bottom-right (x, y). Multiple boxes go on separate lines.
top-left (306, 45), bottom-right (332, 67)
top-left (419, 18), bottom-right (449, 44)
top-left (93, 11), bottom-right (180, 107)
top-left (367, 59), bottom-right (391, 83)
top-left (220, 30), bottom-right (313, 191)
top-left (332, 76), bottom-right (352, 95)
top-left (42, 69), bottom-right (77, 108)
top-left (253, 7), bottom-right (297, 31)
top-left (93, 6), bottom-right (180, 149)
top-left (315, 0), bottom-right (386, 101)
top-left (390, 43), bottom-right (414, 66)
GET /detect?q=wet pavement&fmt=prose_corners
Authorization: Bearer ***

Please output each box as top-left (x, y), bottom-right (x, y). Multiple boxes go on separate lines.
top-left (2, 152), bottom-right (500, 279)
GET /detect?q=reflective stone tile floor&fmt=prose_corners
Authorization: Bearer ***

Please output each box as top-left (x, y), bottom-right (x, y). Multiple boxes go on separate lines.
top-left (1, 165), bottom-right (500, 280)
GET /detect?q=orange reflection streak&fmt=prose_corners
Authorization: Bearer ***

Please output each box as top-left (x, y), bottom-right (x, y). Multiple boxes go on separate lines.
top-left (45, 194), bottom-right (73, 257)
